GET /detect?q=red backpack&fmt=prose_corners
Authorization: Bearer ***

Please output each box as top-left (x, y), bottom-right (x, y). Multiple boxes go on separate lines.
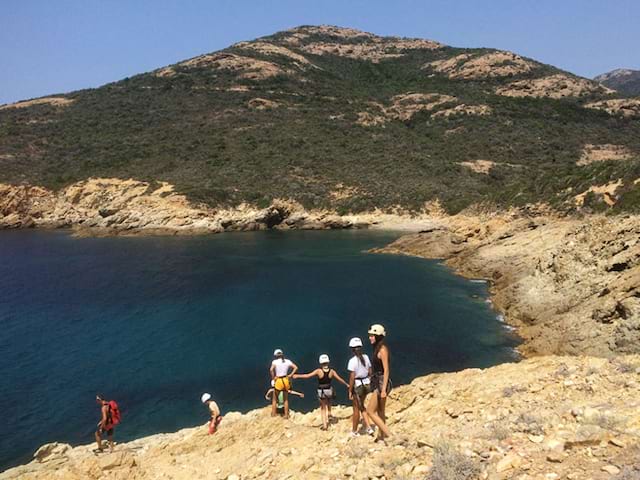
top-left (107, 400), bottom-right (121, 426)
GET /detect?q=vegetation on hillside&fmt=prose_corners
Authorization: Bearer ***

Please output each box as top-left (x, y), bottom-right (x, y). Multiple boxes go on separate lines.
top-left (1, 26), bottom-right (639, 213)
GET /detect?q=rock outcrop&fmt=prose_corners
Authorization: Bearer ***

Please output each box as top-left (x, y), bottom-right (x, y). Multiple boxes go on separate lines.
top-left (356, 93), bottom-right (491, 126)
top-left (496, 74), bottom-right (611, 99)
top-left (586, 98), bottom-right (640, 118)
top-left (3, 355), bottom-right (639, 479)
top-left (0, 178), bottom-right (366, 235)
top-left (375, 212), bottom-right (640, 357)
top-left (424, 51), bottom-right (536, 79)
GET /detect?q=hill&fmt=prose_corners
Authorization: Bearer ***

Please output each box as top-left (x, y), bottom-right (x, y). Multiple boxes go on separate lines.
top-left (1, 25), bottom-right (639, 215)
top-left (595, 68), bottom-right (640, 96)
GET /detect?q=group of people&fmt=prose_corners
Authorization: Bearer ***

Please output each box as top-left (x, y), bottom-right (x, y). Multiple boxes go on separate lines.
top-left (264, 323), bottom-right (391, 440)
top-left (96, 324), bottom-right (391, 452)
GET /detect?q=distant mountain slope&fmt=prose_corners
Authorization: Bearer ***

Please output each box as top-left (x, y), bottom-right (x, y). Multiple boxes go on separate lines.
top-left (1, 25), bottom-right (639, 213)
top-left (595, 68), bottom-right (640, 96)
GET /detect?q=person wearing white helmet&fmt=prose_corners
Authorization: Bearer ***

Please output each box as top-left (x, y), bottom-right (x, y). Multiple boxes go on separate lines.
top-left (347, 337), bottom-right (374, 437)
top-left (293, 354), bottom-right (349, 430)
top-left (367, 324), bottom-right (391, 441)
top-left (201, 393), bottom-right (221, 434)
top-left (270, 349), bottom-right (299, 418)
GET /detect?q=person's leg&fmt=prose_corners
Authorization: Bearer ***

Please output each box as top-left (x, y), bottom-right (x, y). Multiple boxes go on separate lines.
top-left (95, 430), bottom-right (103, 451)
top-left (271, 390), bottom-right (277, 416)
top-left (358, 389), bottom-right (372, 431)
top-left (378, 396), bottom-right (387, 423)
top-left (283, 390), bottom-right (289, 419)
top-left (320, 399), bottom-right (328, 430)
top-left (107, 431), bottom-right (114, 452)
top-left (351, 398), bottom-right (360, 433)
top-left (362, 401), bottom-right (374, 433)
top-left (366, 393), bottom-right (390, 439)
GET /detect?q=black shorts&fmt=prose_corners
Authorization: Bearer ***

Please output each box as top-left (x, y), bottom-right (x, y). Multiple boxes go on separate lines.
top-left (371, 375), bottom-right (392, 395)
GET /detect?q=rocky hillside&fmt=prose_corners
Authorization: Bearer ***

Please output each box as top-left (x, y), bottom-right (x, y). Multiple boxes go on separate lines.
top-left (1, 25), bottom-right (639, 214)
top-left (595, 69), bottom-right (640, 96)
top-left (375, 212), bottom-right (640, 358)
top-left (2, 355), bottom-right (639, 480)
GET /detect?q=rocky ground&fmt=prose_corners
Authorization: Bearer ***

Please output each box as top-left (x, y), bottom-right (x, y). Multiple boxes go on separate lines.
top-left (374, 212), bottom-right (640, 358)
top-left (2, 355), bottom-right (639, 480)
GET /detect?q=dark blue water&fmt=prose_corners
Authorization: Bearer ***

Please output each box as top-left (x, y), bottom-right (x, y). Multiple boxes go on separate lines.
top-left (0, 229), bottom-right (518, 470)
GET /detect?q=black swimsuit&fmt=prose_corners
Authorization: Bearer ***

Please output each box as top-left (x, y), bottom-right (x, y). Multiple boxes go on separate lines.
top-left (317, 368), bottom-right (334, 399)
top-left (371, 349), bottom-right (392, 394)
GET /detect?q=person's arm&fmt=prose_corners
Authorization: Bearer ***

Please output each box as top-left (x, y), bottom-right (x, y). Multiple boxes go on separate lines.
top-left (99, 404), bottom-right (108, 429)
top-left (293, 368), bottom-right (319, 380)
top-left (270, 363), bottom-right (276, 380)
top-left (265, 388), bottom-right (273, 400)
top-left (379, 346), bottom-right (390, 399)
top-left (210, 401), bottom-right (220, 418)
top-left (330, 369), bottom-right (349, 388)
top-left (288, 362), bottom-right (299, 377)
top-left (288, 389), bottom-right (305, 398)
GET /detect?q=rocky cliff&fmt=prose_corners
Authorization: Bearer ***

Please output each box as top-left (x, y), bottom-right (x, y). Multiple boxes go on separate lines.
top-left (2, 355), bottom-right (639, 480)
top-left (375, 212), bottom-right (640, 358)
top-left (0, 178), bottom-right (413, 235)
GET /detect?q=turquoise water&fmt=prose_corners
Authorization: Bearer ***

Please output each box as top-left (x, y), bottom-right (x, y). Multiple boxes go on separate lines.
top-left (0, 229), bottom-right (519, 470)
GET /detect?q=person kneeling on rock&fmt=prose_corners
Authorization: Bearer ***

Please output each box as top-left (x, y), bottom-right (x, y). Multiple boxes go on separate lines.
top-left (265, 381), bottom-right (305, 416)
top-left (201, 393), bottom-right (222, 434)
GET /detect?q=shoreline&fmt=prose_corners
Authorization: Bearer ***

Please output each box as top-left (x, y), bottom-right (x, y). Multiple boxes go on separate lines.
top-left (0, 178), bottom-right (443, 236)
top-left (372, 211), bottom-right (640, 358)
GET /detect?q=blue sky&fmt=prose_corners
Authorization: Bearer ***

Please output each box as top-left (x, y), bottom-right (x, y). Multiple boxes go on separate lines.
top-left (1, 0), bottom-right (638, 105)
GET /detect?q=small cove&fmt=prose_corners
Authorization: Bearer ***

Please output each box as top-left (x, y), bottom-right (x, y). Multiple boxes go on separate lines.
top-left (0, 229), bottom-right (519, 470)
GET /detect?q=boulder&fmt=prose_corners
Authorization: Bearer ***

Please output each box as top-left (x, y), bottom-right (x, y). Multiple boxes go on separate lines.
top-left (33, 442), bottom-right (71, 463)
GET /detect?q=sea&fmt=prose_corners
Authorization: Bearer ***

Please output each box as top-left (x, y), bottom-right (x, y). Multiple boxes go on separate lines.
top-left (0, 229), bottom-right (519, 470)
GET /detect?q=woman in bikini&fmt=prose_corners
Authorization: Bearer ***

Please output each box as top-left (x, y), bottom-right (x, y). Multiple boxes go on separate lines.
top-left (366, 324), bottom-right (391, 441)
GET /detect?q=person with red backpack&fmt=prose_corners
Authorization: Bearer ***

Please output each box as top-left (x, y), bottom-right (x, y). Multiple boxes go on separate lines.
top-left (95, 394), bottom-right (120, 452)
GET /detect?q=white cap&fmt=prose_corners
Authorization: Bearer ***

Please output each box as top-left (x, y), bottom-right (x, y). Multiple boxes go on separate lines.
top-left (273, 348), bottom-right (283, 356)
top-left (201, 393), bottom-right (211, 403)
top-left (319, 354), bottom-right (330, 364)
top-left (349, 337), bottom-right (363, 348)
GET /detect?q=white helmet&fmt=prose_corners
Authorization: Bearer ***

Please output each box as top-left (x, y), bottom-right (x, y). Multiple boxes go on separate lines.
top-left (201, 393), bottom-right (211, 403)
top-left (349, 337), bottom-right (363, 348)
top-left (368, 324), bottom-right (386, 336)
top-left (273, 348), bottom-right (283, 356)
top-left (319, 354), bottom-right (330, 364)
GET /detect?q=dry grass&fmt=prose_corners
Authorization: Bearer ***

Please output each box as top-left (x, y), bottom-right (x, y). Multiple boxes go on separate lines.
top-left (427, 442), bottom-right (482, 480)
